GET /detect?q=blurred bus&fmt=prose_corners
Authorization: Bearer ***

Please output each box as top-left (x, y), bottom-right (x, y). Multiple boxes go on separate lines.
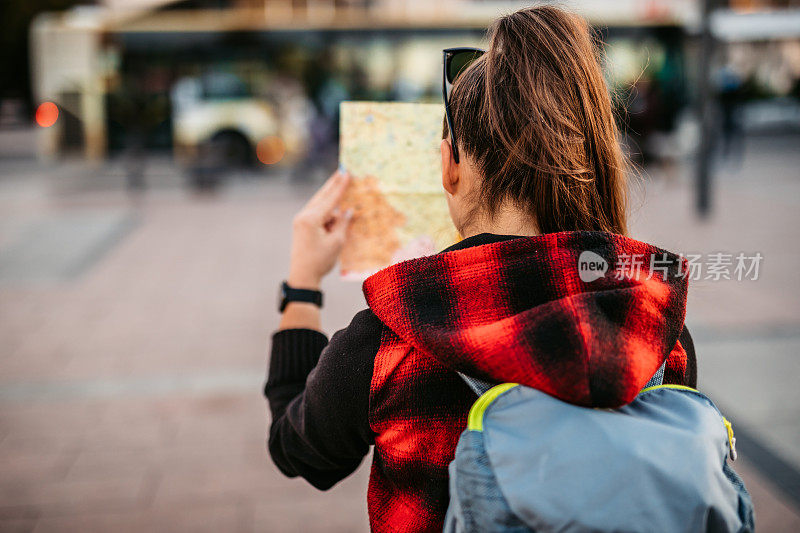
top-left (31, 0), bottom-right (710, 181)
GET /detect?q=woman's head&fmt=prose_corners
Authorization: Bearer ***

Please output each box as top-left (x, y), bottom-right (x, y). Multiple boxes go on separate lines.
top-left (441, 5), bottom-right (628, 237)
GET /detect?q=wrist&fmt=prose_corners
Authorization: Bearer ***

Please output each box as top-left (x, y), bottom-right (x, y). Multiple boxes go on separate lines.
top-left (279, 301), bottom-right (322, 330)
top-left (287, 272), bottom-right (321, 290)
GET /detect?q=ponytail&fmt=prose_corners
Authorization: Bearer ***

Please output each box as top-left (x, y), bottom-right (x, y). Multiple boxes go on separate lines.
top-left (449, 6), bottom-right (628, 235)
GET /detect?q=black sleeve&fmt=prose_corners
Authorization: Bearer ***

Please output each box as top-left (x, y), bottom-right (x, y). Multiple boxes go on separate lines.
top-left (264, 309), bottom-right (383, 490)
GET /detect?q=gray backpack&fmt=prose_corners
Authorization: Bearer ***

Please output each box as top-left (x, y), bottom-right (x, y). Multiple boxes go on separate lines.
top-left (444, 366), bottom-right (755, 532)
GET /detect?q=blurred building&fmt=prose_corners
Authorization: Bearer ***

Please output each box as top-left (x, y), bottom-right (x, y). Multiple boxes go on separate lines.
top-left (28, 0), bottom-right (800, 171)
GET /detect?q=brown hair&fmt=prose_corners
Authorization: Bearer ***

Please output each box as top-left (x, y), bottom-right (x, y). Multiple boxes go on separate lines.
top-left (447, 6), bottom-right (628, 235)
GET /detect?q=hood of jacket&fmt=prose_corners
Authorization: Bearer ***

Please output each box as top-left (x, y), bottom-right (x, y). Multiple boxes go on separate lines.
top-left (362, 231), bottom-right (688, 408)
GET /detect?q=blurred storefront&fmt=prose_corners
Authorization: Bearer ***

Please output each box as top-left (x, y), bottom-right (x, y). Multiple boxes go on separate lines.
top-left (712, 2), bottom-right (800, 136)
top-left (28, 0), bottom-right (800, 177)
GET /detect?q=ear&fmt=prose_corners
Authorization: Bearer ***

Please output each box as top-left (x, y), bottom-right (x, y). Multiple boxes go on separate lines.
top-left (440, 138), bottom-right (459, 195)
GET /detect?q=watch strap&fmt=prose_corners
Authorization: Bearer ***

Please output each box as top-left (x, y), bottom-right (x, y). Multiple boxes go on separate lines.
top-left (280, 281), bottom-right (323, 312)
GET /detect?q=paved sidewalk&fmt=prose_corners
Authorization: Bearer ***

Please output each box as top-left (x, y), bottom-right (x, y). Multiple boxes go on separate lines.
top-left (1, 136), bottom-right (799, 531)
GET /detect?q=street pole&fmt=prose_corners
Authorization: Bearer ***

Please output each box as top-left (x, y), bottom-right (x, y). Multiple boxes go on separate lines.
top-left (696, 0), bottom-right (717, 217)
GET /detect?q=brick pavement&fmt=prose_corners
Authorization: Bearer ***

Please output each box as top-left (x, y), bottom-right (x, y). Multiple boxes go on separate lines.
top-left (1, 137), bottom-right (799, 531)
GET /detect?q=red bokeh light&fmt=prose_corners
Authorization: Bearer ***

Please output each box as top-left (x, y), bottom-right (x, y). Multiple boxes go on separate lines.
top-left (257, 135), bottom-right (286, 165)
top-left (35, 102), bottom-right (59, 128)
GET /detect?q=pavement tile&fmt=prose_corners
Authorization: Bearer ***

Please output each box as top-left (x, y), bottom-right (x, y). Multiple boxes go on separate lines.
top-left (734, 458), bottom-right (800, 532)
top-left (0, 449), bottom-right (76, 483)
top-left (152, 459), bottom-right (320, 505)
top-left (0, 518), bottom-right (38, 533)
top-left (27, 500), bottom-right (243, 533)
top-left (0, 470), bottom-right (149, 509)
top-left (251, 465), bottom-right (371, 533)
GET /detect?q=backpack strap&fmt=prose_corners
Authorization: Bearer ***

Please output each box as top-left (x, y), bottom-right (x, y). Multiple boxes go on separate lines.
top-left (458, 359), bottom-right (667, 398)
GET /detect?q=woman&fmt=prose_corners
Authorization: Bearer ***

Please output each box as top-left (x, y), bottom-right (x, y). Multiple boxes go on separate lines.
top-left (265, 6), bottom-right (696, 532)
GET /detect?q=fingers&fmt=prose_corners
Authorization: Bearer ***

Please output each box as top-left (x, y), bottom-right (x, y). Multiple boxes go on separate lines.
top-left (306, 170), bottom-right (351, 218)
top-left (329, 208), bottom-right (354, 242)
top-left (316, 171), bottom-right (351, 216)
top-left (324, 205), bottom-right (353, 230)
top-left (306, 171), bottom-right (341, 206)
top-left (323, 206), bottom-right (342, 231)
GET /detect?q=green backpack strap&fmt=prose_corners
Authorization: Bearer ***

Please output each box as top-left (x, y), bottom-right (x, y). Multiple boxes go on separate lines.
top-left (458, 360), bottom-right (666, 399)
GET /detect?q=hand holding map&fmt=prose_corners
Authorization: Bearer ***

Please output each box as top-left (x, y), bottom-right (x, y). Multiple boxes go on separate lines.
top-left (338, 101), bottom-right (460, 280)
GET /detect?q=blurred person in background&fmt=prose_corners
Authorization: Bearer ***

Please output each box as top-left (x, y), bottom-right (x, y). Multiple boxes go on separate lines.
top-left (717, 64), bottom-right (746, 165)
top-left (117, 76), bottom-right (150, 191)
top-left (627, 75), bottom-right (661, 164)
top-left (264, 6), bottom-right (701, 532)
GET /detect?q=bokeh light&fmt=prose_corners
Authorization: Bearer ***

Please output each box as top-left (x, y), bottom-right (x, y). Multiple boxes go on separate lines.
top-left (257, 135), bottom-right (286, 165)
top-left (35, 101), bottom-right (59, 128)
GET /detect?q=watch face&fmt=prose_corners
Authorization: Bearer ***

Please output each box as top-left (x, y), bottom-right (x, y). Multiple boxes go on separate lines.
top-left (277, 282), bottom-right (288, 311)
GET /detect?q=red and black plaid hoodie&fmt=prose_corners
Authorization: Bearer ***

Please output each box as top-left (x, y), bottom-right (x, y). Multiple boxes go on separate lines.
top-left (265, 232), bottom-right (695, 533)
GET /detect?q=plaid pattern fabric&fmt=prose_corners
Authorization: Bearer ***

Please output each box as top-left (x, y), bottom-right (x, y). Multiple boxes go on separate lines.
top-left (362, 231), bottom-right (690, 532)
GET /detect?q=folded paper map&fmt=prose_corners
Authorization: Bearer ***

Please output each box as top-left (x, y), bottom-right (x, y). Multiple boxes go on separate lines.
top-left (338, 101), bottom-right (459, 280)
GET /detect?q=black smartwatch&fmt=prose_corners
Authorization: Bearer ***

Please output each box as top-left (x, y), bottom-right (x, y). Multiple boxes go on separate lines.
top-left (278, 281), bottom-right (323, 312)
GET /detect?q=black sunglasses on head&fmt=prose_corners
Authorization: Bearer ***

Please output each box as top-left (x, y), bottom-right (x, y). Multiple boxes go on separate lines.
top-left (443, 47), bottom-right (485, 164)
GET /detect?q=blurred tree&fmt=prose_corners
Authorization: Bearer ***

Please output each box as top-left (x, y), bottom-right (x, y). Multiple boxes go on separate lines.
top-left (0, 0), bottom-right (92, 117)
